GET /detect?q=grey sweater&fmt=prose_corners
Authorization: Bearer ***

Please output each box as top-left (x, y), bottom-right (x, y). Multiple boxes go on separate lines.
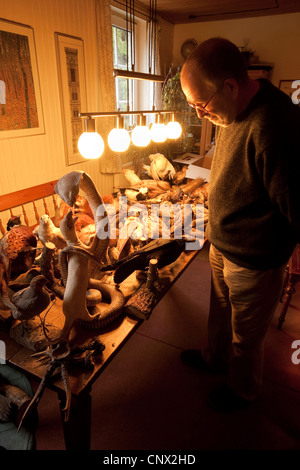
top-left (206, 79), bottom-right (300, 269)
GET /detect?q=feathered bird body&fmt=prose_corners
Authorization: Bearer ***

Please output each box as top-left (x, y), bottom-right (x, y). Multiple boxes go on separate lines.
top-left (172, 165), bottom-right (188, 185)
top-left (144, 154), bottom-right (176, 181)
top-left (6, 215), bottom-right (22, 231)
top-left (0, 225), bottom-right (37, 281)
top-left (181, 177), bottom-right (207, 195)
top-left (122, 168), bottom-right (142, 186)
top-left (122, 167), bottom-right (172, 198)
top-left (37, 214), bottom-right (66, 249)
top-left (10, 274), bottom-right (51, 321)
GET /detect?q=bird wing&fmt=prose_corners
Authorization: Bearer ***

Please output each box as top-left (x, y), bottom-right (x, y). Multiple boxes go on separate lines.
top-left (152, 155), bottom-right (176, 180)
top-left (143, 165), bottom-right (151, 177)
top-left (150, 161), bottom-right (160, 180)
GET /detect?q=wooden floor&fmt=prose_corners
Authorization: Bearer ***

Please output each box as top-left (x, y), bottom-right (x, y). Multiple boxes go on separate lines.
top-left (28, 242), bottom-right (300, 451)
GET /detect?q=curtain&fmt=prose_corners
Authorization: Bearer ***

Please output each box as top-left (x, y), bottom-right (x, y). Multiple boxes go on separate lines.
top-left (150, 20), bottom-right (162, 111)
top-left (95, 0), bottom-right (122, 174)
top-left (110, 0), bottom-right (149, 21)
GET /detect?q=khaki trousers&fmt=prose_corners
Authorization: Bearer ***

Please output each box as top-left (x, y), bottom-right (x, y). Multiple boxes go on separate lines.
top-left (203, 244), bottom-right (285, 401)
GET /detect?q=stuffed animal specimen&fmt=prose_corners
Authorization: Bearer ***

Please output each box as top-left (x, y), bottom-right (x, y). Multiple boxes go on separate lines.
top-left (37, 214), bottom-right (66, 250)
top-left (144, 153), bottom-right (176, 181)
top-left (102, 238), bottom-right (187, 284)
top-left (10, 275), bottom-right (51, 322)
top-left (6, 215), bottom-right (22, 231)
top-left (0, 225), bottom-right (37, 283)
top-left (172, 165), bottom-right (188, 185)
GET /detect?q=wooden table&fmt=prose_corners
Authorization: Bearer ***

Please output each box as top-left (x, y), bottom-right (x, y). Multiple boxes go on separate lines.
top-left (1, 249), bottom-right (200, 450)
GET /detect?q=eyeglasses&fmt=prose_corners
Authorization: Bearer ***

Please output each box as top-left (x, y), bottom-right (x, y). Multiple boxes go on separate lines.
top-left (188, 86), bottom-right (222, 116)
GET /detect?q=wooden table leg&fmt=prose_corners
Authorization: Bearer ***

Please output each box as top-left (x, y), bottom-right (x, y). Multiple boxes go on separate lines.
top-left (59, 388), bottom-right (92, 450)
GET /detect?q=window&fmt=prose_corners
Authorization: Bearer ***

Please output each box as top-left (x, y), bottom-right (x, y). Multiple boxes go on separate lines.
top-left (111, 6), bottom-right (156, 129)
top-left (112, 23), bottom-right (133, 114)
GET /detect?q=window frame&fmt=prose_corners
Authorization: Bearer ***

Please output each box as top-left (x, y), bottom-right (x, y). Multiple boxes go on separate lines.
top-left (111, 6), bottom-right (152, 128)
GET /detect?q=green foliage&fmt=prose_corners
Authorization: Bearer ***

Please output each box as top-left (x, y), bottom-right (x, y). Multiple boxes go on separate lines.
top-left (162, 70), bottom-right (198, 127)
top-left (162, 71), bottom-right (189, 111)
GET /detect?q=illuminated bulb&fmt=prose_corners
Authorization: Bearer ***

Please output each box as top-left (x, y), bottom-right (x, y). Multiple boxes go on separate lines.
top-left (131, 125), bottom-right (151, 147)
top-left (78, 131), bottom-right (105, 159)
top-left (166, 121), bottom-right (182, 139)
top-left (108, 128), bottom-right (130, 152)
top-left (150, 123), bottom-right (167, 143)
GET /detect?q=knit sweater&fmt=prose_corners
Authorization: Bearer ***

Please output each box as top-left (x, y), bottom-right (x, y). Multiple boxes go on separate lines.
top-left (206, 79), bottom-right (300, 269)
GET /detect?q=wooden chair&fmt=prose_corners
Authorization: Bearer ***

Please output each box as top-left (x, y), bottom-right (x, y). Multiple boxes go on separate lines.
top-left (0, 180), bottom-right (58, 234)
top-left (278, 244), bottom-right (300, 329)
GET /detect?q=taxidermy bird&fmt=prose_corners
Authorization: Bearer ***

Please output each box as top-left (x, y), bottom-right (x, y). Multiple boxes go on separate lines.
top-left (37, 214), bottom-right (67, 250)
top-left (0, 225), bottom-right (37, 284)
top-left (172, 165), bottom-right (188, 185)
top-left (144, 153), bottom-right (176, 181)
top-left (122, 168), bottom-right (172, 198)
top-left (116, 186), bottom-right (148, 202)
top-left (180, 177), bottom-right (207, 196)
top-left (10, 274), bottom-right (51, 322)
top-left (102, 238), bottom-right (187, 284)
top-left (122, 168), bottom-right (142, 186)
top-left (6, 215), bottom-right (22, 231)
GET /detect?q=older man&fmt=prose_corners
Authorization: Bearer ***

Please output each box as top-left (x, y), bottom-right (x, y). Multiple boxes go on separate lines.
top-left (180, 37), bottom-right (300, 411)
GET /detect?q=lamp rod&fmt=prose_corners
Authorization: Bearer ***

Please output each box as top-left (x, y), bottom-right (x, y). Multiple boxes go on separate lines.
top-left (113, 68), bottom-right (164, 82)
top-left (79, 110), bottom-right (177, 118)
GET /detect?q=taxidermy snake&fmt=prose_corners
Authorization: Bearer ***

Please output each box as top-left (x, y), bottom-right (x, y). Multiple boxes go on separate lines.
top-left (58, 245), bottom-right (125, 329)
top-left (44, 171), bottom-right (126, 344)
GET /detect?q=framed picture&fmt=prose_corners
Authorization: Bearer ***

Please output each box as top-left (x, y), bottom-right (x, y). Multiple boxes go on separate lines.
top-left (55, 33), bottom-right (87, 165)
top-left (0, 19), bottom-right (45, 138)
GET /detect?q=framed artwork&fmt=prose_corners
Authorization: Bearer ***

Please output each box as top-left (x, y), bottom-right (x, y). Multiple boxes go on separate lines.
top-left (279, 79), bottom-right (300, 104)
top-left (0, 19), bottom-right (45, 138)
top-left (55, 33), bottom-right (87, 165)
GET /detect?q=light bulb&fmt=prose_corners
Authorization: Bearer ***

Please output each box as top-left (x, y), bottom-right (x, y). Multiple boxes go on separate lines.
top-left (108, 128), bottom-right (131, 152)
top-left (78, 131), bottom-right (105, 159)
top-left (150, 123), bottom-right (167, 143)
top-left (131, 125), bottom-right (151, 147)
top-left (166, 121), bottom-right (182, 139)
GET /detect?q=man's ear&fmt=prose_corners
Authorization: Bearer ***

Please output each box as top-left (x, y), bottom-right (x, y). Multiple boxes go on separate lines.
top-left (223, 78), bottom-right (239, 100)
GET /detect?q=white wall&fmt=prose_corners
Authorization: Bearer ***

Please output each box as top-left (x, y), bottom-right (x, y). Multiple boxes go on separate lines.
top-left (0, 0), bottom-right (114, 196)
top-left (172, 12), bottom-right (300, 87)
top-left (158, 16), bottom-right (174, 77)
top-left (1, 4), bottom-right (299, 198)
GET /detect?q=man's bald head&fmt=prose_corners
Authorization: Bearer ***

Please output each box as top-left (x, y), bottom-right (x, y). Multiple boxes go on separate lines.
top-left (182, 37), bottom-right (249, 88)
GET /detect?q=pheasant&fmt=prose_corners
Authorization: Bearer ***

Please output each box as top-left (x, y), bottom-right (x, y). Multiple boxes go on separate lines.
top-left (6, 215), bottom-right (22, 231)
top-left (0, 224), bottom-right (37, 285)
